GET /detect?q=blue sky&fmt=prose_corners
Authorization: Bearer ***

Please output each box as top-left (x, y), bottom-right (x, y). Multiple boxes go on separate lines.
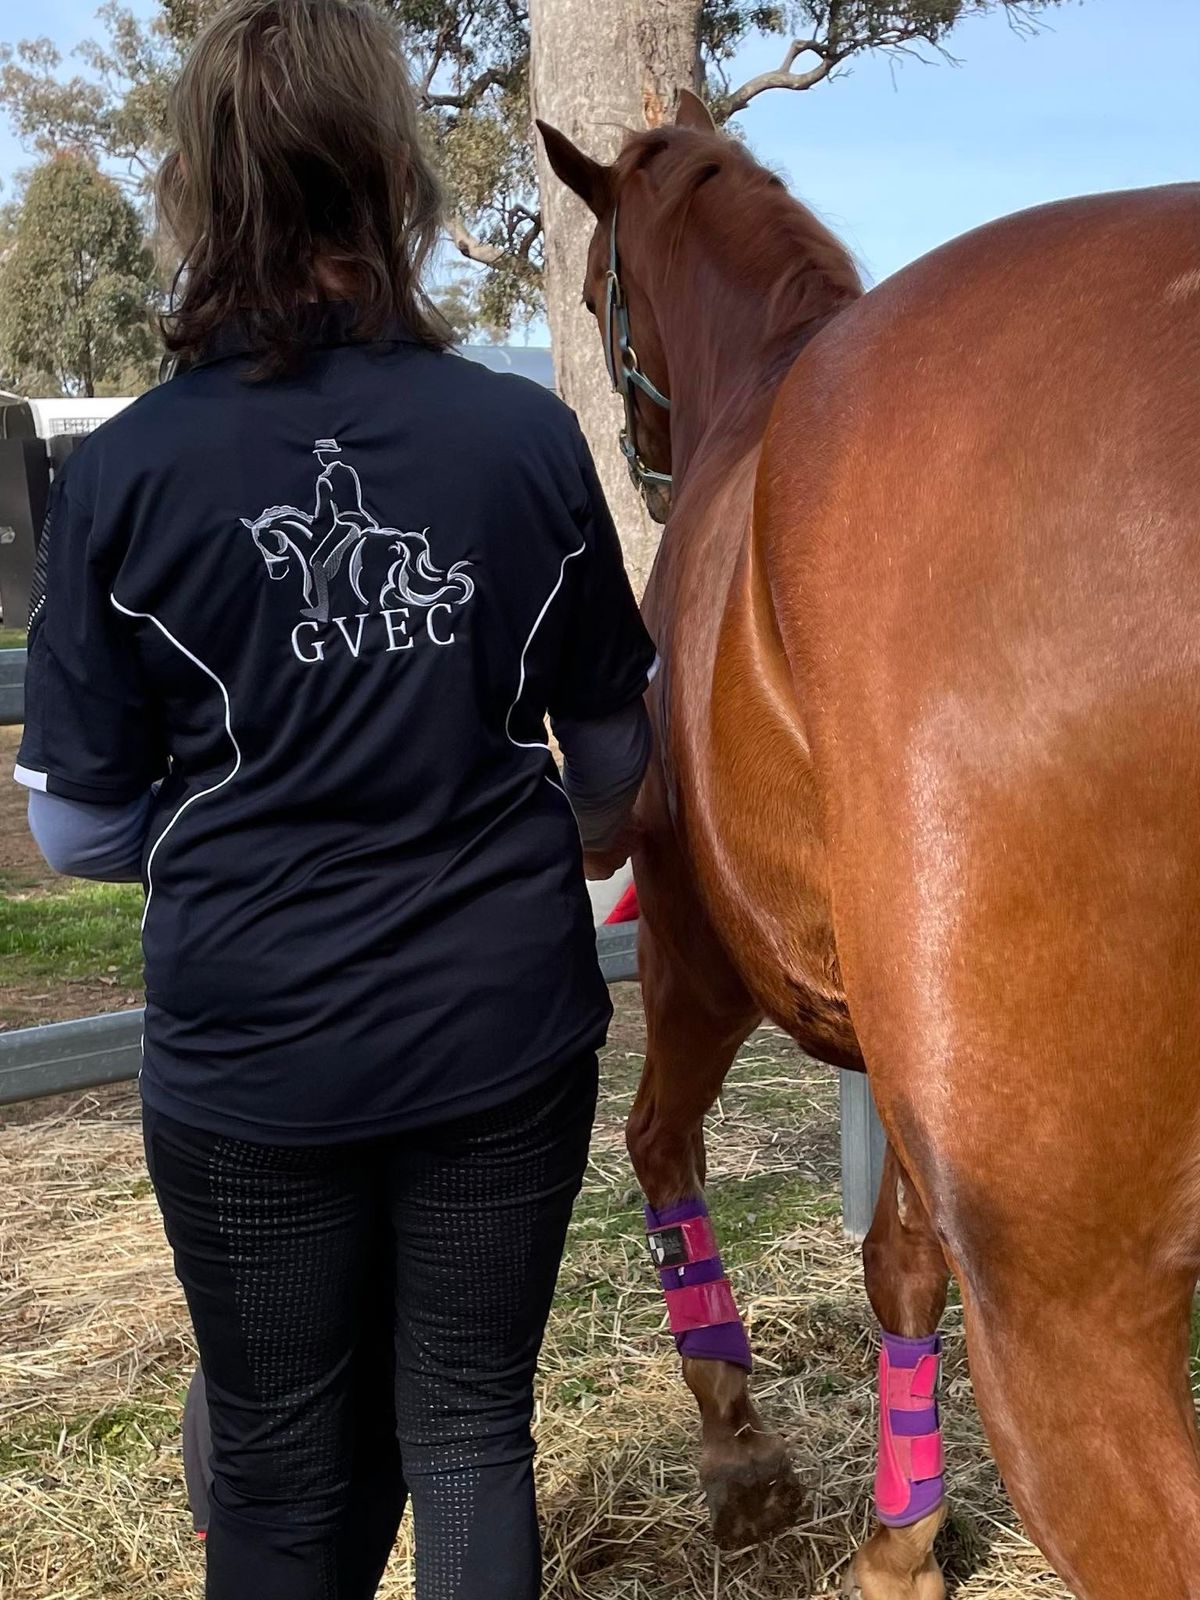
top-left (731, 0), bottom-right (1199, 286)
top-left (2, 0), bottom-right (1196, 314)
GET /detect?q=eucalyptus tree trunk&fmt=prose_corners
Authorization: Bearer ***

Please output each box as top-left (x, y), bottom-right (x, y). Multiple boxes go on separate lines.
top-left (529, 0), bottom-right (702, 591)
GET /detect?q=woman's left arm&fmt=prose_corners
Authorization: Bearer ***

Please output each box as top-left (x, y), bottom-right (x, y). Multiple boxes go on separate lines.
top-left (553, 698), bottom-right (652, 850)
top-left (27, 789), bottom-right (154, 882)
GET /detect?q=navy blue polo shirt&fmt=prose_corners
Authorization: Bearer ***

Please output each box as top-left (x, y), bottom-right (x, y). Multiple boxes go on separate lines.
top-left (15, 310), bottom-right (656, 1142)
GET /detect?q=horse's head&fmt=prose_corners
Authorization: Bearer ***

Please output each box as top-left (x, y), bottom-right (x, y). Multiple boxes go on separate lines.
top-left (537, 94), bottom-right (724, 524)
top-left (537, 92), bottom-right (862, 524)
top-left (242, 506), bottom-right (313, 581)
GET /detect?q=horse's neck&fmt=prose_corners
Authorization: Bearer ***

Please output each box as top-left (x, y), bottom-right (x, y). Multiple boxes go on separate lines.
top-left (642, 204), bottom-right (860, 651)
top-left (648, 278), bottom-right (854, 638)
top-left (681, 284), bottom-right (847, 450)
top-left (644, 432), bottom-right (763, 652)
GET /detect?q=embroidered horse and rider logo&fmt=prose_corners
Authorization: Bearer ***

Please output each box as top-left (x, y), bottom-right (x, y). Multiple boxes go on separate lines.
top-left (241, 440), bottom-right (475, 626)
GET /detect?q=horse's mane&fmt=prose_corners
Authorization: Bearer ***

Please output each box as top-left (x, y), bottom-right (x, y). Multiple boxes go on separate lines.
top-left (252, 504), bottom-right (313, 529)
top-left (612, 126), bottom-right (863, 370)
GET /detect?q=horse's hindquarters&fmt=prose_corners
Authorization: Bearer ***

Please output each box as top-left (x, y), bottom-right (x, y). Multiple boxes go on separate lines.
top-left (761, 183), bottom-right (1200, 1598)
top-left (820, 683), bottom-right (1200, 1598)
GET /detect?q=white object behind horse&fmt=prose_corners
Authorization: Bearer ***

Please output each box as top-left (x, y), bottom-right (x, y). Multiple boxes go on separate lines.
top-left (588, 862), bottom-right (634, 925)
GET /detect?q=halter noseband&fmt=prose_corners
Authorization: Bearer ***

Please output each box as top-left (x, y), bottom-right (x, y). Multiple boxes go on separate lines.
top-left (603, 203), bottom-right (672, 497)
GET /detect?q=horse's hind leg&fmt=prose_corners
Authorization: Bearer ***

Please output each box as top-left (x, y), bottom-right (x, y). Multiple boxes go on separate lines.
top-left (958, 1230), bottom-right (1200, 1598)
top-left (868, 1045), bottom-right (1200, 1598)
top-left (848, 1141), bottom-right (950, 1600)
top-left (626, 909), bottom-right (806, 1548)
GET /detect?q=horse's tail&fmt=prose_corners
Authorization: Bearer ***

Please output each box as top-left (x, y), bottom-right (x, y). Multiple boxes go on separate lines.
top-left (443, 562), bottom-right (476, 604)
top-left (383, 534), bottom-right (474, 609)
top-left (391, 568), bottom-right (475, 607)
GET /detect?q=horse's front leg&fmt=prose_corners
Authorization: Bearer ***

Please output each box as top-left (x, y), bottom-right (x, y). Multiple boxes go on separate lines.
top-left (627, 887), bottom-right (806, 1548)
top-left (847, 1141), bottom-right (950, 1600)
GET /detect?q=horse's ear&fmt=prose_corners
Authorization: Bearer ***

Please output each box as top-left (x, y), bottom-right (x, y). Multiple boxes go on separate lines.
top-left (675, 89), bottom-right (717, 134)
top-left (240, 518), bottom-right (253, 529)
top-left (536, 121), bottom-right (611, 214)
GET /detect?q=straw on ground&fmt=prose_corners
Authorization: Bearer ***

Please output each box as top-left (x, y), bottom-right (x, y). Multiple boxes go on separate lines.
top-left (1, 999), bottom-right (1083, 1597)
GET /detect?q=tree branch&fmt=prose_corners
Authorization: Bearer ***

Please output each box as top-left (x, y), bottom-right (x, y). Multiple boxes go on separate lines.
top-left (418, 25), bottom-right (451, 99)
top-left (719, 39), bottom-right (835, 117)
top-left (516, 211), bottom-right (542, 263)
top-left (423, 63), bottom-right (515, 110)
top-left (447, 215), bottom-right (542, 283)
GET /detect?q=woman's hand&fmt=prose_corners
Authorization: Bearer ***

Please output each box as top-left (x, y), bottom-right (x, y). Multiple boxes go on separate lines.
top-left (583, 822), bottom-right (642, 881)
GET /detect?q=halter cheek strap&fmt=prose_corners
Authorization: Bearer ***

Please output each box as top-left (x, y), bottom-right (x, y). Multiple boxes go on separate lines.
top-left (604, 203), bottom-right (672, 498)
top-left (875, 1330), bottom-right (946, 1527)
top-left (645, 1197), bottom-right (752, 1370)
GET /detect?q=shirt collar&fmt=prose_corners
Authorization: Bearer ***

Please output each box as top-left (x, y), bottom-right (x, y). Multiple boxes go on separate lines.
top-left (191, 300), bottom-right (419, 369)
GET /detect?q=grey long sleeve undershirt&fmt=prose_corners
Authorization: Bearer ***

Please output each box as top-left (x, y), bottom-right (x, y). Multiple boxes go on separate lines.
top-left (27, 787), bottom-right (153, 882)
top-left (553, 697), bottom-right (652, 851)
top-left (24, 699), bottom-right (652, 881)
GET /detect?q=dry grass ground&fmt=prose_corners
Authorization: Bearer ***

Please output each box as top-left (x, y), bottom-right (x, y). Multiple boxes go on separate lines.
top-left (1, 988), bottom-right (1082, 1600)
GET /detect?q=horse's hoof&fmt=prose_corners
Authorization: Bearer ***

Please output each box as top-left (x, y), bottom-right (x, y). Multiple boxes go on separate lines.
top-left (842, 1566), bottom-right (945, 1600)
top-left (702, 1442), bottom-right (807, 1550)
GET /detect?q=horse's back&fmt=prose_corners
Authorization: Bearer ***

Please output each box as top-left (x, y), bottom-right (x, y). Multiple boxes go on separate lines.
top-left (759, 183), bottom-right (1200, 1229)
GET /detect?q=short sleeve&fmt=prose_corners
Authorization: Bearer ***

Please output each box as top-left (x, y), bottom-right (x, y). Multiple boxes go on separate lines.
top-left (15, 461), bottom-right (166, 803)
top-left (547, 428), bottom-right (658, 723)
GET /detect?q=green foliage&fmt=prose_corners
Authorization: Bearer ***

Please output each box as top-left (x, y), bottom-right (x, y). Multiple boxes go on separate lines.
top-left (0, 151), bottom-right (159, 396)
top-left (0, 4), bottom-right (179, 187)
top-left (0, 0), bottom-right (1070, 338)
top-left (702, 5), bottom-right (789, 73)
top-left (434, 270), bottom-right (484, 342)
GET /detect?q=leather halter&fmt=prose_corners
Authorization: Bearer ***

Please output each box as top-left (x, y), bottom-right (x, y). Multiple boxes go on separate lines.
top-left (603, 203), bottom-right (672, 497)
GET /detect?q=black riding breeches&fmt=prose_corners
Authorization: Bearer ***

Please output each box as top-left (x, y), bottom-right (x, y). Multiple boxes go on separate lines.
top-left (144, 1055), bottom-right (598, 1600)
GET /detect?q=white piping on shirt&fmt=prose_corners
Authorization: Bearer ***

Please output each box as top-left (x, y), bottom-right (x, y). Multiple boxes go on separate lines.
top-left (110, 595), bottom-right (242, 934)
top-left (505, 540), bottom-right (586, 800)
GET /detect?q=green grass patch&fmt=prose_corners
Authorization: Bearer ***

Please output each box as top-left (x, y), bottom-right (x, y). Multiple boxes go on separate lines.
top-left (0, 1401), bottom-right (177, 1475)
top-left (82, 1402), bottom-right (176, 1465)
top-left (0, 627), bottom-right (26, 650)
top-left (0, 880), bottom-right (142, 986)
top-left (705, 1169), bottom-right (834, 1263)
top-left (565, 1168), bottom-right (826, 1261)
top-left (0, 1417), bottom-right (64, 1473)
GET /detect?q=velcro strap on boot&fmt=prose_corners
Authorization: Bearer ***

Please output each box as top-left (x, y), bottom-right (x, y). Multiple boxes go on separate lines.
top-left (663, 1278), bottom-right (741, 1333)
top-left (647, 1213), bottom-right (719, 1269)
top-left (644, 1196), bottom-right (752, 1370)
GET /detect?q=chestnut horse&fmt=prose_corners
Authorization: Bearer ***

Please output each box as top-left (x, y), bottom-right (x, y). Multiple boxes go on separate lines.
top-left (540, 93), bottom-right (1200, 1600)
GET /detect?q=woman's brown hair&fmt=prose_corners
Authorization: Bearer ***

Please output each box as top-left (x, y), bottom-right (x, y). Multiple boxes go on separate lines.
top-left (157, 0), bottom-right (450, 374)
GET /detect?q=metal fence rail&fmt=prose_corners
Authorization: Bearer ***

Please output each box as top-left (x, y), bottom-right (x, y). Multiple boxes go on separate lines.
top-left (1, 648), bottom-right (24, 726)
top-left (0, 1009), bottom-right (144, 1107)
top-left (0, 647), bottom-right (884, 1234)
top-left (0, 922), bottom-right (643, 1110)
